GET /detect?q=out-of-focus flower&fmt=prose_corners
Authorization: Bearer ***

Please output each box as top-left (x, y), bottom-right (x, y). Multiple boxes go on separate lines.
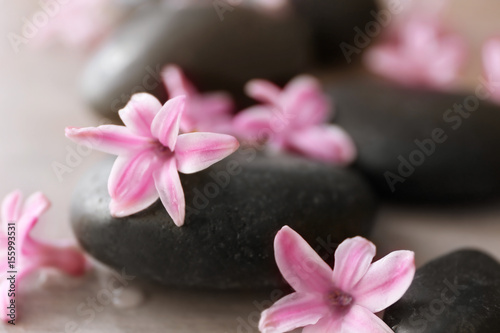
top-left (66, 94), bottom-right (239, 226)
top-left (482, 37), bottom-right (500, 104)
top-left (162, 65), bottom-right (235, 134)
top-left (364, 1), bottom-right (466, 90)
top-left (0, 190), bottom-right (87, 322)
top-left (233, 75), bottom-right (356, 165)
top-left (259, 226), bottom-right (415, 333)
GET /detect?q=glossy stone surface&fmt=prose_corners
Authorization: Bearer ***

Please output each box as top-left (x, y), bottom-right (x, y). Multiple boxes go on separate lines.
top-left (329, 75), bottom-right (500, 202)
top-left (384, 250), bottom-right (500, 332)
top-left (81, 4), bottom-right (313, 117)
top-left (71, 151), bottom-right (376, 290)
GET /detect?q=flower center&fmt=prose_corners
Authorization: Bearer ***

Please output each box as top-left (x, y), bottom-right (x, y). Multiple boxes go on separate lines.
top-left (328, 290), bottom-right (353, 307)
top-left (153, 141), bottom-right (174, 157)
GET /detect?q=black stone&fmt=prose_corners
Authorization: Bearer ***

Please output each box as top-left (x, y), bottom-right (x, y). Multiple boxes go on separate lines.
top-left (328, 75), bottom-right (500, 202)
top-left (70, 150), bottom-right (376, 290)
top-left (81, 4), bottom-right (313, 118)
top-left (289, 0), bottom-right (378, 63)
top-left (384, 250), bottom-right (500, 332)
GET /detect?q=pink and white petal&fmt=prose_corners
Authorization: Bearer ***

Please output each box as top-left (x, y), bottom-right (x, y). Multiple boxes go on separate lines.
top-left (1, 190), bottom-right (22, 232)
top-left (258, 292), bottom-right (330, 333)
top-left (150, 96), bottom-right (186, 150)
top-left (281, 75), bottom-right (331, 127)
top-left (0, 264), bottom-right (37, 322)
top-left (232, 106), bottom-right (275, 141)
top-left (162, 64), bottom-right (196, 98)
top-left (31, 241), bottom-right (87, 277)
top-left (119, 93), bottom-right (162, 137)
top-left (352, 250), bottom-right (415, 313)
top-left (175, 133), bottom-right (239, 174)
top-left (153, 158), bottom-right (185, 227)
top-left (340, 305), bottom-right (394, 333)
top-left (483, 37), bottom-right (500, 100)
top-left (245, 79), bottom-right (281, 104)
top-left (331, 237), bottom-right (376, 293)
top-left (65, 125), bottom-right (149, 155)
top-left (302, 315), bottom-right (344, 333)
top-left (274, 226), bottom-right (332, 293)
top-left (287, 125), bottom-right (357, 165)
top-left (17, 192), bottom-right (51, 252)
top-left (197, 92), bottom-right (234, 117)
top-left (108, 150), bottom-right (160, 218)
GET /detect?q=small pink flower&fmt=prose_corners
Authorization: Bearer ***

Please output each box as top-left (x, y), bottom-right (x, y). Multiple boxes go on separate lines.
top-left (259, 226), bottom-right (415, 333)
top-left (482, 37), bottom-right (500, 104)
top-left (364, 12), bottom-right (466, 89)
top-left (0, 191), bottom-right (87, 322)
top-left (65, 94), bottom-right (239, 226)
top-left (233, 76), bottom-right (357, 165)
top-left (162, 65), bottom-right (235, 134)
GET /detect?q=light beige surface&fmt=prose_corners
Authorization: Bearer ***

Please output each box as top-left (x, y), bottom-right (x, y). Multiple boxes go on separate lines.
top-left (1, 1), bottom-right (500, 332)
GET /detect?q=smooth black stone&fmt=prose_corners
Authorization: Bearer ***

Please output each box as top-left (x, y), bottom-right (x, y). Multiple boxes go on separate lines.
top-left (384, 250), bottom-right (500, 332)
top-left (81, 4), bottom-right (313, 117)
top-left (328, 75), bottom-right (500, 202)
top-left (289, 0), bottom-right (378, 63)
top-left (71, 151), bottom-right (376, 290)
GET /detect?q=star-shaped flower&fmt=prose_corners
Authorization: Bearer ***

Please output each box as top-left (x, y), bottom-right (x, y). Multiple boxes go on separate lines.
top-left (364, 2), bottom-right (466, 89)
top-left (259, 226), bottom-right (415, 333)
top-left (65, 94), bottom-right (239, 226)
top-left (233, 75), bottom-right (356, 165)
top-left (482, 37), bottom-right (500, 104)
top-left (162, 65), bottom-right (235, 134)
top-left (0, 191), bottom-right (87, 322)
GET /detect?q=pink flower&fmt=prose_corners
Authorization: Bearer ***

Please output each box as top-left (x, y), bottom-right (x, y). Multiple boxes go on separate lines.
top-left (162, 65), bottom-right (235, 134)
top-left (259, 226), bottom-right (415, 333)
top-left (233, 76), bottom-right (357, 165)
top-left (65, 94), bottom-right (239, 226)
top-left (364, 9), bottom-right (466, 89)
top-left (482, 37), bottom-right (500, 104)
top-left (0, 191), bottom-right (87, 322)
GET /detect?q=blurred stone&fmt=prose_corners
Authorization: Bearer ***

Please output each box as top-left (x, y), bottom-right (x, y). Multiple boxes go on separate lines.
top-left (71, 151), bottom-right (377, 290)
top-left (328, 75), bottom-right (500, 202)
top-left (384, 250), bottom-right (500, 332)
top-left (81, 4), bottom-right (313, 118)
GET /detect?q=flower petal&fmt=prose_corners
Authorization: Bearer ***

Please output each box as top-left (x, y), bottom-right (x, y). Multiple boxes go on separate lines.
top-left (33, 241), bottom-right (87, 277)
top-left (108, 150), bottom-right (159, 218)
top-left (150, 96), bottom-right (185, 150)
top-left (281, 75), bottom-right (331, 127)
top-left (232, 106), bottom-right (276, 142)
top-left (331, 236), bottom-right (376, 293)
top-left (259, 292), bottom-right (329, 333)
top-left (483, 37), bottom-right (500, 102)
top-left (162, 64), bottom-right (196, 98)
top-left (18, 192), bottom-right (51, 252)
top-left (274, 226), bottom-right (333, 293)
top-left (153, 158), bottom-right (185, 227)
top-left (1, 190), bottom-right (22, 233)
top-left (0, 265), bottom-right (37, 322)
top-left (340, 305), bottom-right (394, 333)
top-left (287, 125), bottom-right (357, 165)
top-left (352, 250), bottom-right (415, 313)
top-left (245, 79), bottom-right (281, 104)
top-left (175, 133), bottom-right (239, 174)
top-left (302, 316), bottom-right (343, 333)
top-left (65, 125), bottom-right (149, 155)
top-left (118, 93), bottom-right (162, 137)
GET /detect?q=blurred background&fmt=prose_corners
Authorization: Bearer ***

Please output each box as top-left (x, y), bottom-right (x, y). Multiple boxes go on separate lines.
top-left (1, 0), bottom-right (500, 332)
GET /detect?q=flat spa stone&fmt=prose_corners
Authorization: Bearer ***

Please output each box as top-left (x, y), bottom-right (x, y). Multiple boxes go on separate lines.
top-left (328, 75), bottom-right (500, 202)
top-left (81, 4), bottom-right (313, 117)
top-left (70, 151), bottom-right (377, 290)
top-left (289, 0), bottom-right (378, 63)
top-left (384, 250), bottom-right (500, 332)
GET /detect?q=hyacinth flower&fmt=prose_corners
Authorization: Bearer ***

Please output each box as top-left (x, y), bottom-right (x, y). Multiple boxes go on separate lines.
top-left (66, 94), bottom-right (239, 226)
top-left (0, 191), bottom-right (87, 322)
top-left (162, 65), bottom-right (235, 134)
top-left (233, 76), bottom-right (357, 165)
top-left (259, 226), bottom-right (415, 333)
top-left (482, 37), bottom-right (500, 104)
top-left (363, 2), bottom-right (466, 90)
